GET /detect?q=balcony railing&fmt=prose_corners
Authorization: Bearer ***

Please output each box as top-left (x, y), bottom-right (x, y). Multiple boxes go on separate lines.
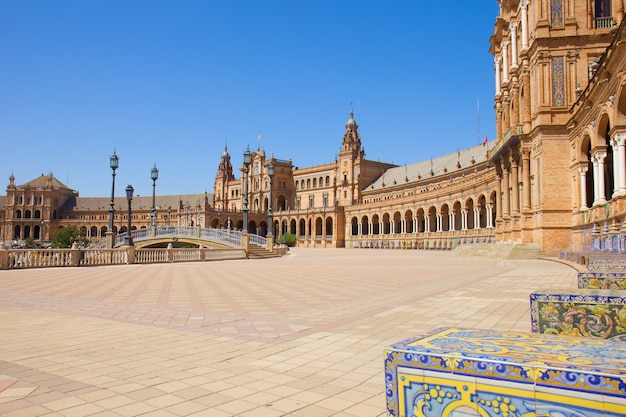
top-left (595, 17), bottom-right (615, 29)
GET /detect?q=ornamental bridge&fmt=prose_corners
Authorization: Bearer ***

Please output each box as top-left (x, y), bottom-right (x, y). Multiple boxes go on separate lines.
top-left (80, 226), bottom-right (283, 262)
top-left (107, 226), bottom-right (265, 249)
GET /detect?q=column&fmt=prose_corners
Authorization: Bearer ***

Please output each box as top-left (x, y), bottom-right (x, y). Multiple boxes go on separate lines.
top-left (511, 82), bottom-right (520, 126)
top-left (593, 152), bottom-right (607, 205)
top-left (521, 65), bottom-right (531, 131)
top-left (510, 150), bottom-right (520, 215)
top-left (496, 102), bottom-right (503, 140)
top-left (522, 149), bottom-right (531, 211)
top-left (592, 155), bottom-right (600, 205)
top-left (503, 95), bottom-right (510, 133)
top-left (611, 137), bottom-right (622, 198)
top-left (502, 156), bottom-right (511, 218)
top-left (448, 213), bottom-right (454, 231)
top-left (579, 166), bottom-right (589, 211)
top-left (510, 23), bottom-right (518, 68)
top-left (425, 215), bottom-right (430, 232)
top-left (612, 133), bottom-right (626, 196)
top-left (461, 209), bottom-right (467, 230)
top-left (502, 41), bottom-right (509, 83)
top-left (494, 57), bottom-right (502, 96)
top-left (520, 1), bottom-right (529, 50)
top-left (495, 164), bottom-right (503, 222)
top-left (436, 214), bottom-right (442, 232)
top-left (487, 204), bottom-right (494, 228)
top-left (474, 207), bottom-right (480, 229)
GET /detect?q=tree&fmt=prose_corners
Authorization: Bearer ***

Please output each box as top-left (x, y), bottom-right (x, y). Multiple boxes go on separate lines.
top-left (51, 226), bottom-right (89, 248)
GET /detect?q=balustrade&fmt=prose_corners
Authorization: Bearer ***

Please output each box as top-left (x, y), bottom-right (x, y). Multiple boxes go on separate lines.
top-left (0, 245), bottom-right (246, 269)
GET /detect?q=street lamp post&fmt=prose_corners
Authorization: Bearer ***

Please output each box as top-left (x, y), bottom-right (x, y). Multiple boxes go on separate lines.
top-left (125, 185), bottom-right (134, 246)
top-left (167, 206), bottom-right (171, 226)
top-left (151, 164), bottom-right (159, 228)
top-left (267, 162), bottom-right (274, 237)
top-left (242, 147), bottom-right (251, 233)
top-left (108, 151), bottom-right (119, 233)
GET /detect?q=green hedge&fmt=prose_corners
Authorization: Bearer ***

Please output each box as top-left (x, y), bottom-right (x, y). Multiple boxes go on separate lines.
top-left (277, 233), bottom-right (297, 246)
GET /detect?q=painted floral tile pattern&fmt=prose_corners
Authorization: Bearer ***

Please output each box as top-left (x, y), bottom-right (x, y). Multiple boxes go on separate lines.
top-left (385, 327), bottom-right (626, 417)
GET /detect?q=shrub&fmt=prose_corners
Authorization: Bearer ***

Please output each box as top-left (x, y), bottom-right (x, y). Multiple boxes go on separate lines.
top-left (277, 233), bottom-right (297, 247)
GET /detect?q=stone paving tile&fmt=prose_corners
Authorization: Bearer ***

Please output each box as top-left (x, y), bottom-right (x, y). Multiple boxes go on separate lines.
top-left (0, 249), bottom-right (579, 416)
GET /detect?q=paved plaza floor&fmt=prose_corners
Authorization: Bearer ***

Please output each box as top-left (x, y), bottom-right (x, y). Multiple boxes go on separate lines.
top-left (0, 248), bottom-right (578, 416)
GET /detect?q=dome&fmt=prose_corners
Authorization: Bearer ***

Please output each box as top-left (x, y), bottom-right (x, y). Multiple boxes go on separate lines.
top-left (346, 110), bottom-right (357, 128)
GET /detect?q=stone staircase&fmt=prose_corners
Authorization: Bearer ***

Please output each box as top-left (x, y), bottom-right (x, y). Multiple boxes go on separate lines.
top-left (454, 243), bottom-right (543, 259)
top-left (246, 244), bottom-right (285, 260)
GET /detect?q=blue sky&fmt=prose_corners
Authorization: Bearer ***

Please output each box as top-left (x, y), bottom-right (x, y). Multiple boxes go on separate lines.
top-left (1, 1), bottom-right (499, 198)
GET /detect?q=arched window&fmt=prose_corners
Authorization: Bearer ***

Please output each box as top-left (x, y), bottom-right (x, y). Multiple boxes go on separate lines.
top-left (361, 215), bottom-right (369, 236)
top-left (298, 218), bottom-right (306, 237)
top-left (405, 210), bottom-right (414, 233)
top-left (325, 217), bottom-right (333, 237)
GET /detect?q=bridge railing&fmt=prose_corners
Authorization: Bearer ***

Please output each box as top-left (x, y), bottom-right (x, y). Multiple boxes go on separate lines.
top-left (90, 226), bottom-right (267, 249)
top-left (98, 226), bottom-right (255, 248)
top-left (249, 233), bottom-right (267, 247)
top-left (0, 244), bottom-right (246, 270)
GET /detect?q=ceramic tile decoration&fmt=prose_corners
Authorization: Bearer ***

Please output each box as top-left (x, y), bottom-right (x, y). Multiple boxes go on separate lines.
top-left (530, 288), bottom-right (626, 339)
top-left (384, 327), bottom-right (626, 417)
top-left (588, 258), bottom-right (626, 271)
top-left (578, 272), bottom-right (626, 289)
top-left (551, 56), bottom-right (565, 107)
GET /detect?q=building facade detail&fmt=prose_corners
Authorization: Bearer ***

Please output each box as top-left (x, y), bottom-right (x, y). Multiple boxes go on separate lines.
top-left (3, 1), bottom-right (626, 255)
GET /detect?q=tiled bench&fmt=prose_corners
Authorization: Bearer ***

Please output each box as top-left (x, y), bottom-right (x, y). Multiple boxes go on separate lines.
top-left (530, 288), bottom-right (626, 339)
top-left (384, 327), bottom-right (626, 417)
top-left (588, 259), bottom-right (626, 271)
top-left (578, 271), bottom-right (626, 289)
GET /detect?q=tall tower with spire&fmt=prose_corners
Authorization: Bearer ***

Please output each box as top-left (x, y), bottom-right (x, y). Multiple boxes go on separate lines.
top-left (340, 108), bottom-right (362, 157)
top-left (337, 109), bottom-right (365, 206)
top-left (213, 145), bottom-right (235, 211)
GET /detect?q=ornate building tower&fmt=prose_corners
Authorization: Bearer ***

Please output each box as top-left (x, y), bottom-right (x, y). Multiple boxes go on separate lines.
top-left (213, 145), bottom-right (236, 211)
top-left (337, 109), bottom-right (366, 206)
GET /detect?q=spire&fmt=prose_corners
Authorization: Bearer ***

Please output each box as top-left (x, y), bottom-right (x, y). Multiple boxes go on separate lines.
top-left (341, 107), bottom-right (362, 155)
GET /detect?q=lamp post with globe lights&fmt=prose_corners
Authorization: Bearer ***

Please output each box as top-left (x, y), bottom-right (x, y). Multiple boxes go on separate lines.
top-left (150, 164), bottom-right (159, 235)
top-left (242, 147), bottom-right (251, 234)
top-left (125, 185), bottom-right (134, 246)
top-left (107, 151), bottom-right (119, 248)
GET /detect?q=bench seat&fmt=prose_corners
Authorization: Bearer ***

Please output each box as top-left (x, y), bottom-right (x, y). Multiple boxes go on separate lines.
top-left (384, 327), bottom-right (626, 417)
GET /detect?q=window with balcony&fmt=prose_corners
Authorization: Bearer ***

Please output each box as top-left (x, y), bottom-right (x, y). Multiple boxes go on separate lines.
top-left (595, 0), bottom-right (613, 28)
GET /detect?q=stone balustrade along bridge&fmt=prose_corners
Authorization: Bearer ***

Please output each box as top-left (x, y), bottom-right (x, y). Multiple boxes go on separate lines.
top-left (93, 226), bottom-right (267, 249)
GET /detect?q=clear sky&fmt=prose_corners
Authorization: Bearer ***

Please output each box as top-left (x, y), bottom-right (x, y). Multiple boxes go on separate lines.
top-left (1, 1), bottom-right (499, 198)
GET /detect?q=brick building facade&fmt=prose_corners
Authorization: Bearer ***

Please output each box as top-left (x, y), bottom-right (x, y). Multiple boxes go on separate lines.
top-left (2, 1), bottom-right (626, 255)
